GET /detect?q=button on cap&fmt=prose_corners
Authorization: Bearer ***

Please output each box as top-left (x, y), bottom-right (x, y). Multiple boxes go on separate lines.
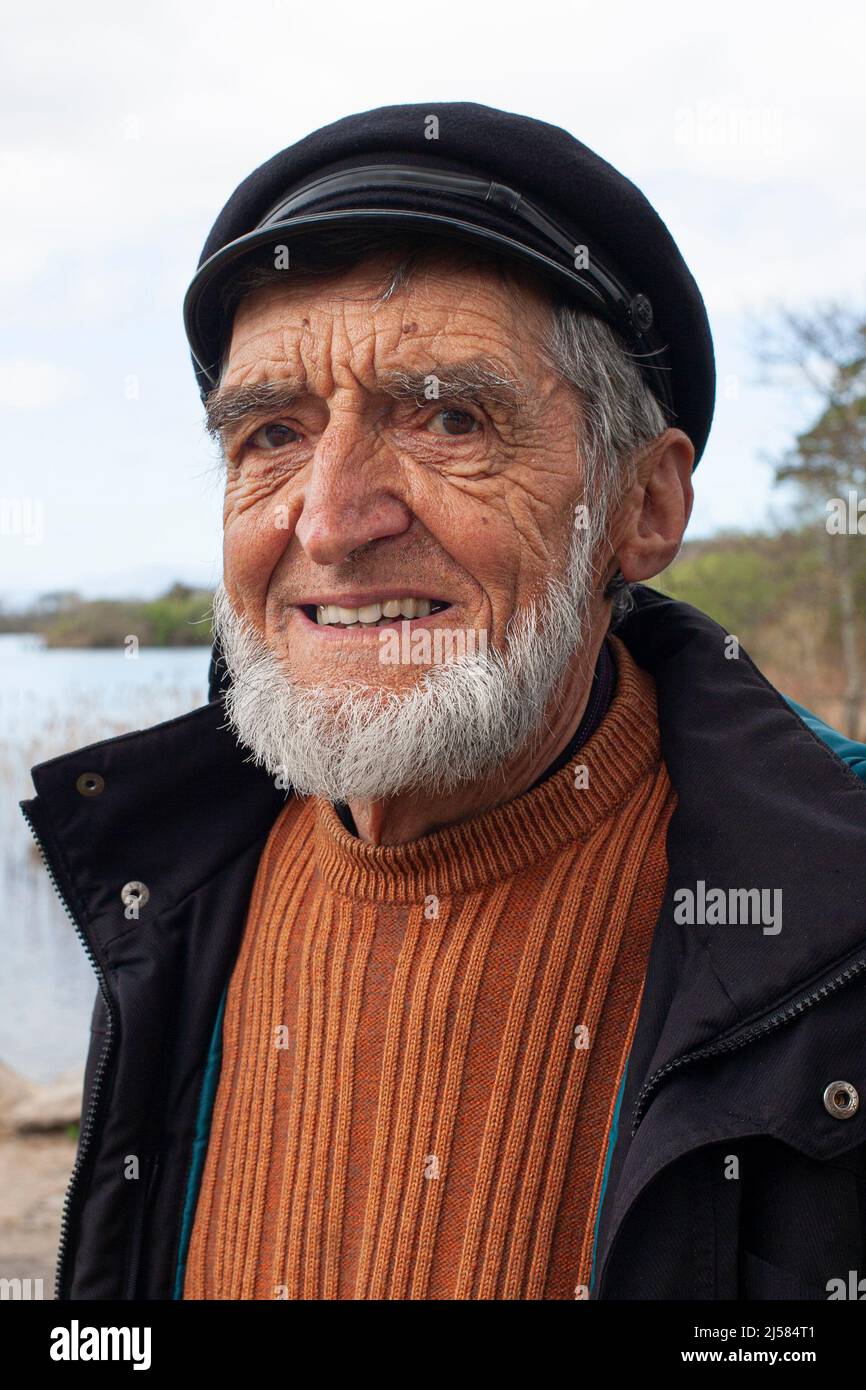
top-left (630, 293), bottom-right (654, 333)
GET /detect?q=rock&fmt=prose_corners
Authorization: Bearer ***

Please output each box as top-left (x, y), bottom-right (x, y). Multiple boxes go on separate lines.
top-left (4, 1068), bottom-right (84, 1134)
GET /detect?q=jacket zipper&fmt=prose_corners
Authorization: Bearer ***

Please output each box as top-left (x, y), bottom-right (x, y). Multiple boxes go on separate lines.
top-left (20, 803), bottom-right (116, 1301)
top-left (631, 951), bottom-right (866, 1134)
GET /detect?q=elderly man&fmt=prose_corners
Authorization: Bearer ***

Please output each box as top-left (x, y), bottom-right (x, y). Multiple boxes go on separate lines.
top-left (22, 102), bottom-right (866, 1302)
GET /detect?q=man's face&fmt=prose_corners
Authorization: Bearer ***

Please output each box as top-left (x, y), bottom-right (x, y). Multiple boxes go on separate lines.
top-left (214, 253), bottom-right (593, 691)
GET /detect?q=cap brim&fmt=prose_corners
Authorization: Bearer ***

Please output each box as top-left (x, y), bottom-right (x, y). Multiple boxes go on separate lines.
top-left (186, 208), bottom-right (639, 388)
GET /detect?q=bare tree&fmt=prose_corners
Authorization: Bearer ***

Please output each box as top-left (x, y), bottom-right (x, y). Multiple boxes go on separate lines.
top-left (753, 303), bottom-right (866, 738)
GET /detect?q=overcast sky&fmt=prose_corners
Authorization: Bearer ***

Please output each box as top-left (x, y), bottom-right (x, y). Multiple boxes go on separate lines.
top-left (2, 0), bottom-right (864, 604)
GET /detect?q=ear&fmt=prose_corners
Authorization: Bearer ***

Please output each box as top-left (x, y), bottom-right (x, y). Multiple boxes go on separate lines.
top-left (608, 429), bottom-right (695, 584)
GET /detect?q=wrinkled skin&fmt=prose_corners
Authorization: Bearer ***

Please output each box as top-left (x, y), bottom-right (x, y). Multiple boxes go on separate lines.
top-left (216, 253), bottom-right (694, 843)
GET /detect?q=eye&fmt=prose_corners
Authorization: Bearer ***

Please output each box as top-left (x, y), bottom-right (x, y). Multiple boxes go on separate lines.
top-left (425, 407), bottom-right (479, 437)
top-left (247, 421), bottom-right (302, 451)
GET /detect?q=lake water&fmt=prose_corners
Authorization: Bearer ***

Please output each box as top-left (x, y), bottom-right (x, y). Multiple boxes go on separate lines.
top-left (0, 634), bottom-right (210, 1082)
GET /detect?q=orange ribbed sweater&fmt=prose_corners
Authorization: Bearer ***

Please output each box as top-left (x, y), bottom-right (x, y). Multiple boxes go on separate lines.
top-left (183, 636), bottom-right (675, 1300)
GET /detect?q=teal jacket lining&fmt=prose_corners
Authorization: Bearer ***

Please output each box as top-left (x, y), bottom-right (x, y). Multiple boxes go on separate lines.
top-left (172, 983), bottom-right (228, 1299)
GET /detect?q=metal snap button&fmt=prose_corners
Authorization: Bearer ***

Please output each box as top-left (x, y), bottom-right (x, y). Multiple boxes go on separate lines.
top-left (823, 1081), bottom-right (859, 1119)
top-left (76, 772), bottom-right (105, 797)
top-left (121, 881), bottom-right (150, 910)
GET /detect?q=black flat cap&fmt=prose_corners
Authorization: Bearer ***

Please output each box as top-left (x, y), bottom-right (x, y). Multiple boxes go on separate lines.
top-left (184, 101), bottom-right (715, 465)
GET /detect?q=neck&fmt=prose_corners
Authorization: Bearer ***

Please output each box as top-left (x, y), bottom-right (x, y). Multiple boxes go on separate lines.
top-left (347, 619), bottom-right (610, 846)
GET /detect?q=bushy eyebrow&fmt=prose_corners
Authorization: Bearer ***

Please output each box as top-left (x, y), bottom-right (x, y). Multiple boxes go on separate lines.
top-left (204, 356), bottom-right (525, 443)
top-left (378, 358), bottom-right (525, 410)
top-left (204, 380), bottom-right (306, 440)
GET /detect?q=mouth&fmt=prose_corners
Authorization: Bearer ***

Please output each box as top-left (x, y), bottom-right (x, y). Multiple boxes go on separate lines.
top-left (298, 596), bottom-right (453, 630)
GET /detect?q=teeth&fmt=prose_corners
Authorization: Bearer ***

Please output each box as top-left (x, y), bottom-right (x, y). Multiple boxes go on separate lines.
top-left (313, 598), bottom-right (440, 626)
top-left (357, 603), bottom-right (383, 623)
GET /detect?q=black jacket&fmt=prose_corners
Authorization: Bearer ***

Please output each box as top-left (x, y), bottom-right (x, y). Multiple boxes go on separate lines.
top-left (20, 586), bottom-right (866, 1300)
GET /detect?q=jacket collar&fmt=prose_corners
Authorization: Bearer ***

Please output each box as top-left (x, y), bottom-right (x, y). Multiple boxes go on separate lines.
top-left (618, 585), bottom-right (866, 1088)
top-left (21, 700), bottom-right (284, 960)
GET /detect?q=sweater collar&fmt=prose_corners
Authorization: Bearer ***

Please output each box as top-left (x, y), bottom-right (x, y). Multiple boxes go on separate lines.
top-left (309, 636), bottom-right (660, 902)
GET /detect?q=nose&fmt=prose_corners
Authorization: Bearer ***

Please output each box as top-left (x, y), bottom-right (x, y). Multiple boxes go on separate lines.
top-left (293, 420), bottom-right (412, 566)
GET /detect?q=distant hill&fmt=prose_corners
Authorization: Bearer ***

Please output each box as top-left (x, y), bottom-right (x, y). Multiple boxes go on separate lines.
top-left (0, 583), bottom-right (214, 648)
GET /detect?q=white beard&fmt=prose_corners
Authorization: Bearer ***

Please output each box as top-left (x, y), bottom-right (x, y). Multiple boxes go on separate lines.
top-left (211, 523), bottom-right (599, 802)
